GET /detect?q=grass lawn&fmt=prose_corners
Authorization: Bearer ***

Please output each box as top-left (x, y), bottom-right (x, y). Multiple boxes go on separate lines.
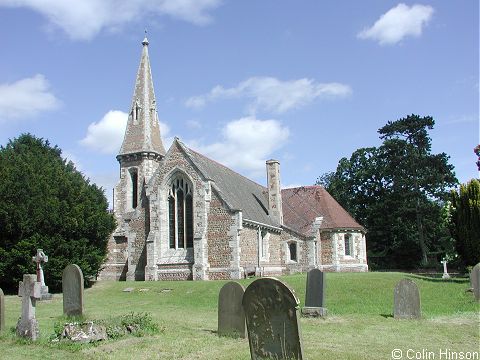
top-left (0, 272), bottom-right (478, 359)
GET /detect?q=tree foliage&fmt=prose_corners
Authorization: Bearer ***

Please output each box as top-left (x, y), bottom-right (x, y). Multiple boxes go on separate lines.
top-left (0, 134), bottom-right (116, 292)
top-left (450, 179), bottom-right (480, 267)
top-left (318, 115), bottom-right (457, 269)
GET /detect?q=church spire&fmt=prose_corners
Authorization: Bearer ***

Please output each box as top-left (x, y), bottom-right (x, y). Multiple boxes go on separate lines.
top-left (118, 34), bottom-right (166, 158)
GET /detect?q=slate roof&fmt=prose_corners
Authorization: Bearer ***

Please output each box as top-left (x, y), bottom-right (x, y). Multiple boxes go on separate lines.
top-left (282, 186), bottom-right (365, 236)
top-left (179, 142), bottom-right (280, 228)
top-left (174, 141), bottom-right (364, 235)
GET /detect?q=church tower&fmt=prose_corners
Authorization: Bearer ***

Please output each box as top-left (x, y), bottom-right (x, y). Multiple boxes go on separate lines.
top-left (104, 35), bottom-right (166, 281)
top-left (116, 34), bottom-right (165, 212)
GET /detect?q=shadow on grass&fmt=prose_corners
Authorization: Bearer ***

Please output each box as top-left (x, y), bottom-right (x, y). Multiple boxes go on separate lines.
top-left (406, 274), bottom-right (469, 284)
top-left (380, 314), bottom-right (393, 319)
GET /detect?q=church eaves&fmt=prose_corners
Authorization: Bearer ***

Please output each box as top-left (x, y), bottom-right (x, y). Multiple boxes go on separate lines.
top-left (118, 35), bottom-right (166, 158)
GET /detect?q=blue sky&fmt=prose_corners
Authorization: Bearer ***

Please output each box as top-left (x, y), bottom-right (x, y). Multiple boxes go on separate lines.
top-left (0, 1), bottom-right (478, 207)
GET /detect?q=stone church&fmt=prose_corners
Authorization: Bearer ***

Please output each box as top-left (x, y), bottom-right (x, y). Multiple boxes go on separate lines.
top-left (100, 37), bottom-right (368, 281)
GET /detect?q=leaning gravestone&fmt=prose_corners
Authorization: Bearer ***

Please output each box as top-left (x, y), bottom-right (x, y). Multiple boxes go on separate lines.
top-left (218, 281), bottom-right (246, 338)
top-left (393, 279), bottom-right (421, 319)
top-left (242, 277), bottom-right (304, 360)
top-left (0, 288), bottom-right (4, 332)
top-left (16, 274), bottom-right (42, 340)
top-left (471, 263), bottom-right (480, 301)
top-left (302, 269), bottom-right (327, 317)
top-left (62, 264), bottom-right (84, 316)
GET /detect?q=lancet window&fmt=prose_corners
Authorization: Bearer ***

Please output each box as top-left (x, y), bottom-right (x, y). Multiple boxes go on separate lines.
top-left (168, 177), bottom-right (193, 249)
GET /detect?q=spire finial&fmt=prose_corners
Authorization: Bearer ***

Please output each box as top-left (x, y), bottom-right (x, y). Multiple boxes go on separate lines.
top-left (142, 29), bottom-right (149, 46)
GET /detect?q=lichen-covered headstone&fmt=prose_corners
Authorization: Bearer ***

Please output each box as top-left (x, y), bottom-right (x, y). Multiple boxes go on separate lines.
top-left (302, 269), bottom-right (327, 317)
top-left (0, 288), bottom-right (5, 332)
top-left (62, 264), bottom-right (84, 316)
top-left (242, 277), bottom-right (304, 360)
top-left (16, 274), bottom-right (42, 340)
top-left (471, 263), bottom-right (480, 301)
top-left (218, 281), bottom-right (246, 338)
top-left (393, 279), bottom-right (421, 319)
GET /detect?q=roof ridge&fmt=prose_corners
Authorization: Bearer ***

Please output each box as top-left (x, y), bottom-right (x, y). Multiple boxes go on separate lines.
top-left (185, 145), bottom-right (268, 191)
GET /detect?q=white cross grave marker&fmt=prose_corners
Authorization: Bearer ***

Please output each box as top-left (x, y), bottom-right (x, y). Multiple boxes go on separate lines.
top-left (32, 249), bottom-right (48, 286)
top-left (441, 260), bottom-right (450, 280)
top-left (16, 274), bottom-right (42, 340)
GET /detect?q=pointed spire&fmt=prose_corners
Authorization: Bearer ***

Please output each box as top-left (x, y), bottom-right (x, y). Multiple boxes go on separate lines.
top-left (119, 34), bottom-right (166, 158)
top-left (142, 29), bottom-right (149, 46)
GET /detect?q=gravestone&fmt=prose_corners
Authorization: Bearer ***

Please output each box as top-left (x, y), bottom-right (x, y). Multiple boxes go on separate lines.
top-left (242, 277), bottom-right (304, 360)
top-left (0, 288), bottom-right (4, 332)
top-left (16, 274), bottom-right (42, 340)
top-left (302, 269), bottom-right (327, 317)
top-left (471, 263), bottom-right (480, 301)
top-left (218, 281), bottom-right (246, 338)
top-left (62, 264), bottom-right (84, 316)
top-left (32, 249), bottom-right (53, 300)
top-left (393, 279), bottom-right (421, 319)
top-left (441, 260), bottom-right (450, 280)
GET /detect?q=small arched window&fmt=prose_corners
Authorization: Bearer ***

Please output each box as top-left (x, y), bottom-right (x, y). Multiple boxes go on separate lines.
top-left (168, 177), bottom-right (193, 249)
top-left (288, 242), bottom-right (297, 262)
top-left (344, 234), bottom-right (353, 256)
top-left (130, 169), bottom-right (138, 209)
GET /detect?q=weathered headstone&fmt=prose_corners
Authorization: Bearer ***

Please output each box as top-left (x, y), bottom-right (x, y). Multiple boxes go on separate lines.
top-left (242, 277), bottom-right (304, 360)
top-left (471, 263), bottom-right (480, 301)
top-left (32, 249), bottom-right (53, 300)
top-left (16, 274), bottom-right (42, 340)
top-left (302, 269), bottom-right (327, 317)
top-left (441, 260), bottom-right (450, 280)
top-left (393, 279), bottom-right (421, 319)
top-left (62, 264), bottom-right (84, 316)
top-left (218, 281), bottom-right (246, 338)
top-left (0, 288), bottom-right (5, 332)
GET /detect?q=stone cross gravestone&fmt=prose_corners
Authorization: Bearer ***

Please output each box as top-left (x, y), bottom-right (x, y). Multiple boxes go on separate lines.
top-left (441, 260), bottom-right (450, 280)
top-left (0, 288), bottom-right (4, 332)
top-left (16, 274), bottom-right (42, 340)
top-left (218, 281), bottom-right (246, 338)
top-left (242, 277), bottom-right (304, 360)
top-left (393, 279), bottom-right (421, 319)
top-left (471, 263), bottom-right (480, 301)
top-left (302, 269), bottom-right (327, 317)
top-left (62, 264), bottom-right (84, 316)
top-left (32, 249), bottom-right (52, 300)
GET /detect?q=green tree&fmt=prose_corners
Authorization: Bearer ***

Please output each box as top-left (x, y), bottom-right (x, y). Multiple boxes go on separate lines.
top-left (450, 179), bottom-right (480, 267)
top-left (0, 134), bottom-right (116, 292)
top-left (318, 115), bottom-right (457, 269)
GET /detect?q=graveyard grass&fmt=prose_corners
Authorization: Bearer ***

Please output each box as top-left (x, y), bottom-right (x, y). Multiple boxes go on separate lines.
top-left (0, 272), bottom-right (478, 360)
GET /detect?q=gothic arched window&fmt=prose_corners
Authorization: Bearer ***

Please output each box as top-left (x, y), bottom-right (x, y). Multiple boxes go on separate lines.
top-left (344, 233), bottom-right (353, 256)
top-left (168, 177), bottom-right (193, 249)
top-left (130, 168), bottom-right (138, 209)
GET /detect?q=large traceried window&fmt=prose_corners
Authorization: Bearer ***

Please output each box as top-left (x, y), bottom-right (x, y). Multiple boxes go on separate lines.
top-left (168, 177), bottom-right (193, 249)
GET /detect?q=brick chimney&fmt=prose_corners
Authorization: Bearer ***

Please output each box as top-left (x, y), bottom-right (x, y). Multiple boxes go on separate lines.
top-left (266, 159), bottom-right (283, 226)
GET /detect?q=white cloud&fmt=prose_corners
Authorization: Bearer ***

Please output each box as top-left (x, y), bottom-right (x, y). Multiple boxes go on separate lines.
top-left (0, 74), bottom-right (59, 120)
top-left (190, 116), bottom-right (290, 177)
top-left (80, 110), bottom-right (171, 154)
top-left (358, 3), bottom-right (434, 45)
top-left (0, 0), bottom-right (222, 40)
top-left (80, 110), bottom-right (128, 154)
top-left (185, 76), bottom-right (351, 114)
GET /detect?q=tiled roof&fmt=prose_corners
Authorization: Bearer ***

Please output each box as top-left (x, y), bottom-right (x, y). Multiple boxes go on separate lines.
top-left (282, 186), bottom-right (365, 236)
top-left (179, 142), bottom-right (280, 228)
top-left (175, 141), bottom-right (364, 234)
